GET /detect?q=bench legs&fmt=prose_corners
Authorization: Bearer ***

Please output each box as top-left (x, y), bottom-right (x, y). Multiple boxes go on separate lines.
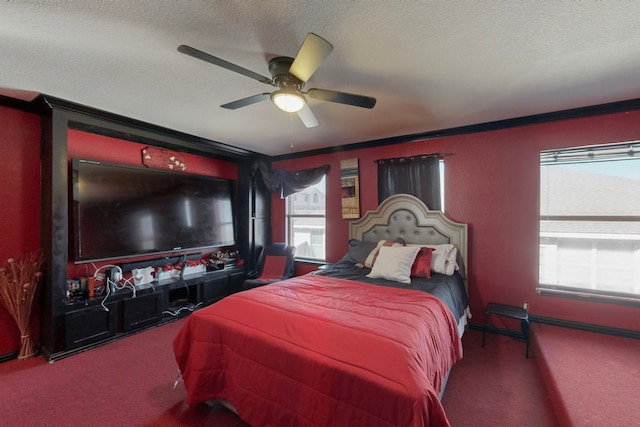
top-left (482, 308), bottom-right (530, 358)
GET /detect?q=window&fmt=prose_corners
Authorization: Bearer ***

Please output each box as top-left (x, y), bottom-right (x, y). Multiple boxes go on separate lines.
top-left (286, 176), bottom-right (326, 261)
top-left (539, 142), bottom-right (640, 303)
top-left (439, 159), bottom-right (445, 210)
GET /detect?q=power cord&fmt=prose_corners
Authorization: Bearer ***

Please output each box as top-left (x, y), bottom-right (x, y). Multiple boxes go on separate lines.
top-left (161, 301), bottom-right (202, 317)
top-left (92, 264), bottom-right (136, 311)
top-left (177, 254), bottom-right (190, 299)
top-left (173, 370), bottom-right (183, 389)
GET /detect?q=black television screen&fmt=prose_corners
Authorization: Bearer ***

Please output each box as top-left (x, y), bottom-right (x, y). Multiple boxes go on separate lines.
top-left (72, 158), bottom-right (236, 262)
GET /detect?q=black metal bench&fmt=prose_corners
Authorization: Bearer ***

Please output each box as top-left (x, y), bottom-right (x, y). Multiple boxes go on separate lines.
top-left (482, 302), bottom-right (530, 358)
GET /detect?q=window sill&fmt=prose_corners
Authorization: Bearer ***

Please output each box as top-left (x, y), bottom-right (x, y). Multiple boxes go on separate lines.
top-left (536, 286), bottom-right (640, 307)
top-left (294, 258), bottom-right (326, 266)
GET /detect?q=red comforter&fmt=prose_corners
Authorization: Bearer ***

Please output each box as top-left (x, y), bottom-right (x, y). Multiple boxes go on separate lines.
top-left (173, 274), bottom-right (462, 427)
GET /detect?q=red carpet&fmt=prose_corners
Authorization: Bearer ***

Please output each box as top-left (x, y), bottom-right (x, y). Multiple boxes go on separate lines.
top-left (1, 323), bottom-right (555, 426)
top-left (442, 329), bottom-right (558, 427)
top-left (0, 319), bottom-right (248, 426)
top-left (532, 324), bottom-right (640, 427)
top-left (3, 316), bottom-right (634, 426)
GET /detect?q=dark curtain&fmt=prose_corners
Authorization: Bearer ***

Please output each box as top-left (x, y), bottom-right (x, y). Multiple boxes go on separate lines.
top-left (252, 161), bottom-right (330, 198)
top-left (377, 155), bottom-right (441, 210)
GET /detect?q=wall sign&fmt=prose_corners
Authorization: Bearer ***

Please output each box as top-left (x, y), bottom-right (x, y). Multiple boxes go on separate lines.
top-left (340, 158), bottom-right (360, 219)
top-left (142, 146), bottom-right (186, 171)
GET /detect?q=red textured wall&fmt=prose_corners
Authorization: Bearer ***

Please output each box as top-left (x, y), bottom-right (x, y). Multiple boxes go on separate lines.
top-left (273, 110), bottom-right (640, 331)
top-left (66, 129), bottom-right (238, 277)
top-left (0, 106), bottom-right (41, 354)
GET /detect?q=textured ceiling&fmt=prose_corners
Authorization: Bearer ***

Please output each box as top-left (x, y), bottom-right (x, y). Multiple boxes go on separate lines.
top-left (2, 1), bottom-right (640, 156)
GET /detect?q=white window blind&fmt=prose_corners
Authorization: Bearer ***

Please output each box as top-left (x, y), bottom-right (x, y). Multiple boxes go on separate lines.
top-left (539, 141), bottom-right (640, 303)
top-left (285, 176), bottom-right (326, 261)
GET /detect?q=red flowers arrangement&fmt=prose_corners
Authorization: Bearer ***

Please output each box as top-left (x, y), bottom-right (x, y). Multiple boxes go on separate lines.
top-left (155, 259), bottom-right (207, 280)
top-left (160, 259), bottom-right (206, 272)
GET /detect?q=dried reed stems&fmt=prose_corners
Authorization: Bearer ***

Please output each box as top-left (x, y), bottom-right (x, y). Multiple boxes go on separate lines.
top-left (0, 253), bottom-right (43, 359)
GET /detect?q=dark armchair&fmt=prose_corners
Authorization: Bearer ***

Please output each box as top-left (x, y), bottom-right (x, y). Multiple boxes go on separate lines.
top-left (242, 243), bottom-right (296, 290)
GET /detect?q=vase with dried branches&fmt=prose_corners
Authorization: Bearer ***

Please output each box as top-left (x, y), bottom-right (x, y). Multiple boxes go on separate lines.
top-left (0, 253), bottom-right (44, 359)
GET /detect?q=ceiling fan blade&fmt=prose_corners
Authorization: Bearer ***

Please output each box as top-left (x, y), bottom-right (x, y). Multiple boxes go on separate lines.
top-left (307, 88), bottom-right (377, 109)
top-left (221, 93), bottom-right (271, 110)
top-left (297, 103), bottom-right (319, 128)
top-left (178, 45), bottom-right (272, 85)
top-left (288, 33), bottom-right (334, 82)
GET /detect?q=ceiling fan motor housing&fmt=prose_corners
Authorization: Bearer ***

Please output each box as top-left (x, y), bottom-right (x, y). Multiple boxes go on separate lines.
top-left (269, 56), bottom-right (303, 89)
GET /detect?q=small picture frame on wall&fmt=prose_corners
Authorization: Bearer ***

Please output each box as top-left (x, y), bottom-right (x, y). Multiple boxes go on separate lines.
top-left (341, 158), bottom-right (360, 219)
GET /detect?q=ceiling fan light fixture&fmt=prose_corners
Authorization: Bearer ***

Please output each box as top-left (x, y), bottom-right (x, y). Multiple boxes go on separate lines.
top-left (271, 90), bottom-right (305, 113)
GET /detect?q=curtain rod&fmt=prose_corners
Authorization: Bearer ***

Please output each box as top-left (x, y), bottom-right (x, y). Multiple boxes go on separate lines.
top-left (540, 142), bottom-right (639, 165)
top-left (374, 152), bottom-right (452, 163)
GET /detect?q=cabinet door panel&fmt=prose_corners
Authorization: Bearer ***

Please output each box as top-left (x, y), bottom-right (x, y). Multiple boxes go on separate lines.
top-left (202, 275), bottom-right (229, 306)
top-left (122, 292), bottom-right (163, 332)
top-left (65, 303), bottom-right (117, 350)
top-left (228, 270), bottom-right (247, 294)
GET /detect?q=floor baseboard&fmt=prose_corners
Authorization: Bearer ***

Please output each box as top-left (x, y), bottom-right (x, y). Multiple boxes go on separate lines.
top-left (0, 351), bottom-right (19, 363)
top-left (470, 314), bottom-right (639, 340)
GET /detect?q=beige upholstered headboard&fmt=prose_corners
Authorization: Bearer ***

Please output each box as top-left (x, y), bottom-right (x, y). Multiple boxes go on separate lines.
top-left (349, 194), bottom-right (468, 280)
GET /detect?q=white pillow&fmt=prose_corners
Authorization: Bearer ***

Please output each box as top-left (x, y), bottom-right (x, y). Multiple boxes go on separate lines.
top-left (363, 239), bottom-right (404, 268)
top-left (408, 243), bottom-right (458, 275)
top-left (366, 246), bottom-right (421, 284)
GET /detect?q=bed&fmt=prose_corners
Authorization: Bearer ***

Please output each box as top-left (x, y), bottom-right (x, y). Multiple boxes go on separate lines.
top-left (318, 194), bottom-right (469, 338)
top-left (173, 194), bottom-right (469, 426)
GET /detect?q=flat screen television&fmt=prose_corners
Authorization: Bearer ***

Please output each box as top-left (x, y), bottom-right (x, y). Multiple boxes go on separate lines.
top-left (71, 158), bottom-right (236, 262)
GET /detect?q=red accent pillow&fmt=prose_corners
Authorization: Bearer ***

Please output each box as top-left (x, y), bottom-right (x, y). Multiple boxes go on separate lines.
top-left (411, 247), bottom-right (433, 278)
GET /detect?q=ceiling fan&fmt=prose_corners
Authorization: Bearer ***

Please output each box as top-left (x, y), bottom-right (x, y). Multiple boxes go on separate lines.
top-left (177, 33), bottom-right (376, 128)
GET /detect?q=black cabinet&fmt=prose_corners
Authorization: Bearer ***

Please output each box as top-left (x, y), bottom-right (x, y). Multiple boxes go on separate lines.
top-left (65, 303), bottom-right (118, 350)
top-left (58, 267), bottom-right (245, 358)
top-left (229, 269), bottom-right (247, 294)
top-left (202, 274), bottom-right (230, 306)
top-left (122, 292), bottom-right (164, 332)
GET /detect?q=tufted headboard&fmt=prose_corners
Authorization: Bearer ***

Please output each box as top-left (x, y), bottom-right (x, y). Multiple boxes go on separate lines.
top-left (349, 194), bottom-right (468, 280)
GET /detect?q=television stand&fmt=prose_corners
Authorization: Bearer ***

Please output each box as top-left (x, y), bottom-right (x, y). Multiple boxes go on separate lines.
top-left (59, 267), bottom-right (247, 360)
